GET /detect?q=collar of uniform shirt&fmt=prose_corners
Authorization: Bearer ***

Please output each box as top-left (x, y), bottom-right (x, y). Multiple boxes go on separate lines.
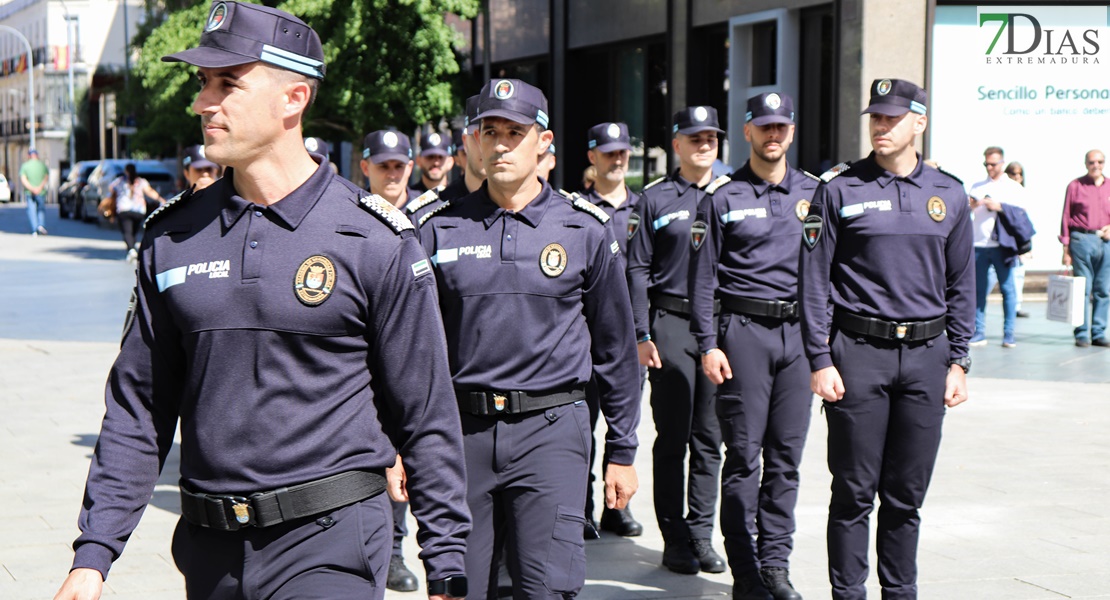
top-left (864, 151), bottom-right (927, 189)
top-left (219, 159), bottom-right (332, 229)
top-left (480, 179), bottom-right (555, 229)
top-left (586, 185), bottom-right (631, 209)
top-left (672, 169), bottom-right (703, 194)
top-left (737, 162), bottom-right (791, 196)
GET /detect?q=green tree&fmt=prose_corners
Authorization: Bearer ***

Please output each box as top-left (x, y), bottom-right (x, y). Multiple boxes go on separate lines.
top-left (127, 0), bottom-right (479, 157)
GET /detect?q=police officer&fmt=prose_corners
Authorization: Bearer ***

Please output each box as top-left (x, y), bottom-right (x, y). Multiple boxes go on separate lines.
top-left (626, 105), bottom-right (727, 575)
top-left (361, 129), bottom-right (420, 208)
top-left (418, 78), bottom-right (641, 599)
top-left (414, 131), bottom-right (454, 193)
top-left (798, 78), bottom-right (973, 600)
top-left (581, 120), bottom-right (643, 538)
top-left (690, 93), bottom-right (815, 600)
top-left (182, 144), bottom-right (220, 191)
top-left (53, 4), bottom-right (470, 600)
top-left (407, 96), bottom-right (485, 227)
top-left (537, 141), bottom-right (556, 181)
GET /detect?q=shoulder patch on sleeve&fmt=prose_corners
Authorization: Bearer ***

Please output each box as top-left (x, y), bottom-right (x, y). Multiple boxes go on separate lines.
top-left (706, 174), bottom-right (733, 195)
top-left (572, 196), bottom-right (610, 224)
top-left (144, 188), bottom-right (192, 227)
top-left (418, 200), bottom-right (453, 227)
top-left (358, 195), bottom-right (415, 234)
top-left (405, 189), bottom-right (440, 214)
top-left (932, 164), bottom-right (964, 185)
top-left (820, 162), bottom-right (852, 182)
top-left (642, 176), bottom-right (666, 191)
top-left (801, 169), bottom-right (822, 182)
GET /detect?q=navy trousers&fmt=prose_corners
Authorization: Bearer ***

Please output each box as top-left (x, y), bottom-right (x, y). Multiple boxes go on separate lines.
top-left (648, 308), bottom-right (721, 542)
top-left (825, 331), bottom-right (948, 600)
top-left (172, 493), bottom-right (392, 600)
top-left (715, 312), bottom-right (812, 576)
top-left (463, 401), bottom-right (592, 599)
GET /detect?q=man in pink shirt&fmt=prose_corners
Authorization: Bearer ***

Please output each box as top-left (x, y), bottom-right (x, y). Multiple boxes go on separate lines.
top-left (1060, 149), bottom-right (1110, 347)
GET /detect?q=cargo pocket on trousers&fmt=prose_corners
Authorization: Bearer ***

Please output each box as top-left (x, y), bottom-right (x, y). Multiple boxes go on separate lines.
top-left (544, 505), bottom-right (588, 594)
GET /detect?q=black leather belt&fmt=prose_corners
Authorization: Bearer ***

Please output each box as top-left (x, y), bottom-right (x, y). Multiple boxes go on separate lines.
top-left (833, 310), bottom-right (946, 342)
top-left (720, 296), bottom-right (798, 320)
top-left (457, 387), bottom-right (586, 416)
top-left (649, 292), bottom-right (719, 317)
top-left (180, 470), bottom-right (386, 531)
top-left (1070, 227), bottom-right (1102, 235)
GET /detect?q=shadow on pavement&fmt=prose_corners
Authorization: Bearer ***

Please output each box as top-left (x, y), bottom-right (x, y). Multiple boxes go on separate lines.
top-left (47, 245), bottom-right (128, 261)
top-left (0, 203), bottom-right (122, 242)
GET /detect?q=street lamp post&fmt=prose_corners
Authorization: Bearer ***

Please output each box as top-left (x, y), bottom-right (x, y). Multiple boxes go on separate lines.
top-left (60, 0), bottom-right (78, 171)
top-left (0, 25), bottom-right (36, 151)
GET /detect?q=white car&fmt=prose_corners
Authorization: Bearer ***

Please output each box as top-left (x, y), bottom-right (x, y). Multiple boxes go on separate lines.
top-left (0, 174), bottom-right (10, 203)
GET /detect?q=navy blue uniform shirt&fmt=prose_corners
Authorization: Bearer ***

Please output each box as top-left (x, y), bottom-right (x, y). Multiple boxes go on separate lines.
top-left (73, 160), bottom-right (470, 580)
top-left (798, 153), bottom-right (975, 371)
top-left (689, 162), bottom-right (819, 352)
top-left (418, 181), bottom-right (640, 465)
top-left (626, 170), bottom-right (715, 339)
top-left (583, 184), bottom-right (640, 255)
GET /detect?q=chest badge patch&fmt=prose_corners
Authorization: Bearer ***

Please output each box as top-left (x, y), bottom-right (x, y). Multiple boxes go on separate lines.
top-left (795, 199), bottom-right (811, 221)
top-left (627, 212), bottom-right (641, 240)
top-left (927, 196), bottom-right (947, 222)
top-left (803, 215), bottom-right (822, 250)
top-left (541, 243), bottom-right (568, 277)
top-left (294, 255), bottom-right (337, 306)
top-left (691, 220), bottom-right (708, 251)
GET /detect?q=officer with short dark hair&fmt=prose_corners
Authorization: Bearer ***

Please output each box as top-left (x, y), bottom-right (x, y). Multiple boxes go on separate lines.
top-left (406, 96), bottom-right (485, 228)
top-left (626, 106), bottom-right (726, 575)
top-left (361, 129), bottom-right (419, 209)
top-left (799, 78), bottom-right (974, 600)
top-left (53, 4), bottom-right (470, 600)
top-left (690, 92), bottom-right (815, 600)
top-left (418, 78), bottom-right (641, 599)
top-left (414, 131), bottom-right (454, 193)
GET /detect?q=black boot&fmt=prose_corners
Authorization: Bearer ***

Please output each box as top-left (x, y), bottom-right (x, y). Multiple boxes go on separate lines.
top-left (689, 538), bottom-right (727, 573)
top-left (661, 540), bottom-right (700, 574)
top-left (760, 566), bottom-right (802, 600)
top-left (387, 555), bottom-right (419, 592)
top-left (583, 515), bottom-right (601, 540)
top-left (599, 506), bottom-right (643, 537)
top-left (733, 570), bottom-right (773, 600)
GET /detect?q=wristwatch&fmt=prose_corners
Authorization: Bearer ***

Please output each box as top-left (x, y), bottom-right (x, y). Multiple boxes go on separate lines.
top-left (427, 575), bottom-right (468, 598)
top-left (949, 356), bottom-right (971, 374)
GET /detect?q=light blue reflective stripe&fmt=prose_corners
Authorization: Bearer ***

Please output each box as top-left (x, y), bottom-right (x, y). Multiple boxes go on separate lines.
top-left (745, 111), bottom-right (753, 122)
top-left (262, 43), bottom-right (324, 67)
top-left (910, 101), bottom-right (927, 114)
top-left (536, 110), bottom-right (549, 128)
top-left (721, 210), bottom-right (745, 223)
top-left (155, 266), bottom-right (187, 292)
top-left (839, 203), bottom-right (865, 218)
top-left (362, 148), bottom-right (370, 158)
top-left (652, 214), bottom-right (674, 230)
top-left (260, 48), bottom-right (324, 79)
top-left (588, 140), bottom-right (597, 149)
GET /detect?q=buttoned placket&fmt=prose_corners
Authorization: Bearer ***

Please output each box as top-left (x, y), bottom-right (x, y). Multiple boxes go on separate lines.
top-left (242, 205), bottom-right (267, 281)
top-left (500, 211), bottom-right (519, 263)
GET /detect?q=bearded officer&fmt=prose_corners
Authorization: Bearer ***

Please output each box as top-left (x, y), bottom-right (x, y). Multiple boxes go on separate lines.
top-left (414, 131), bottom-right (455, 193)
top-left (407, 96), bottom-right (485, 228)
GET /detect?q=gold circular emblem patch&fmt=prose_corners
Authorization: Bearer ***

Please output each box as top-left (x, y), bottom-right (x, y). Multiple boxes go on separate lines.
top-left (927, 196), bottom-right (947, 222)
top-left (540, 243), bottom-right (568, 277)
top-left (795, 199), bottom-right (811, 221)
top-left (294, 255), bottom-right (337, 306)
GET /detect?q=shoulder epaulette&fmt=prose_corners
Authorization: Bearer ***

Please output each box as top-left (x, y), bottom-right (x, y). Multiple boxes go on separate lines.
top-left (144, 188), bottom-right (192, 227)
top-left (820, 162), bottom-right (852, 182)
top-left (932, 164), bottom-right (964, 185)
top-left (706, 174), bottom-right (733, 194)
top-left (801, 169), bottom-right (822, 182)
top-left (642, 176), bottom-right (666, 191)
top-left (405, 189), bottom-right (440, 214)
top-left (558, 188), bottom-right (580, 201)
top-left (358, 195), bottom-right (415, 234)
top-left (571, 196), bottom-right (610, 224)
top-left (418, 200), bottom-right (453, 227)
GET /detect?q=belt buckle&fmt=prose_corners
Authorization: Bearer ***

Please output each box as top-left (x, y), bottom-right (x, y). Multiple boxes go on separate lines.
top-left (780, 302), bottom-right (797, 319)
top-left (491, 392), bottom-right (508, 413)
top-left (893, 323), bottom-right (909, 340)
top-left (218, 495), bottom-right (254, 529)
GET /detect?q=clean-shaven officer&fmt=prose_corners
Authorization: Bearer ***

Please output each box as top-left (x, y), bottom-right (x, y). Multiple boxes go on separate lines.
top-left (361, 129), bottom-right (420, 208)
top-left (53, 3), bottom-right (470, 600)
top-left (418, 78), bottom-right (640, 599)
top-left (799, 78), bottom-right (974, 600)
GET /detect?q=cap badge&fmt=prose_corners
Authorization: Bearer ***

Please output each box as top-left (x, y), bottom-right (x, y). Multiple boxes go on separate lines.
top-left (294, 255), bottom-right (336, 306)
top-left (607, 123), bottom-right (621, 139)
top-left (304, 138), bottom-right (319, 152)
top-left (765, 93), bottom-right (781, 109)
top-left (877, 79), bottom-right (893, 96)
top-left (494, 79), bottom-right (515, 100)
top-left (927, 196), bottom-right (947, 222)
top-left (627, 212), bottom-right (641, 240)
top-left (383, 131), bottom-right (398, 148)
top-left (690, 220), bottom-right (708, 251)
top-left (795, 199), bottom-right (810, 221)
top-left (206, 2), bottom-right (227, 32)
top-left (694, 107), bottom-right (709, 122)
top-left (540, 243), bottom-right (568, 277)
top-left (427, 133), bottom-right (441, 147)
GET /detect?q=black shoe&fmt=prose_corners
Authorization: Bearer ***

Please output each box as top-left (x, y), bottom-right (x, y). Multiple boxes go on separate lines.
top-left (760, 567), bottom-right (802, 600)
top-left (690, 538), bottom-right (727, 573)
top-left (1016, 310), bottom-right (1030, 318)
top-left (584, 516), bottom-right (601, 540)
top-left (387, 555), bottom-right (419, 592)
top-left (1076, 338), bottom-right (1091, 348)
top-left (661, 541), bottom-right (701, 574)
top-left (733, 570), bottom-right (774, 600)
top-left (599, 506), bottom-right (643, 537)
top-left (1093, 338), bottom-right (1110, 347)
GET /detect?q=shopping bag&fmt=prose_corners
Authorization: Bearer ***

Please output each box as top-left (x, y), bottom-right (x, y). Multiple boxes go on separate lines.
top-left (1046, 273), bottom-right (1086, 326)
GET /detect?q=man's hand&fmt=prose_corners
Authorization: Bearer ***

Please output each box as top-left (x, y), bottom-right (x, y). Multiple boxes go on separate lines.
top-left (385, 454), bottom-right (408, 502)
top-left (701, 349), bottom-right (732, 385)
top-left (944, 365), bottom-right (969, 407)
top-left (604, 463), bottom-right (638, 510)
top-left (1062, 246), bottom-right (1072, 267)
top-left (637, 340), bottom-right (661, 368)
top-left (53, 568), bottom-right (103, 600)
top-left (811, 366), bottom-right (845, 402)
top-left (981, 196), bottom-right (1002, 212)
top-left (1099, 225), bottom-right (1110, 240)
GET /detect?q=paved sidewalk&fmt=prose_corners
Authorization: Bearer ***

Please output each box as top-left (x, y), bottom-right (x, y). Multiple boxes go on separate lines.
top-left (2, 205), bottom-right (1109, 599)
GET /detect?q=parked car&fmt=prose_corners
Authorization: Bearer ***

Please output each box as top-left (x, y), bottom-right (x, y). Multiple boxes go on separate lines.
top-left (0, 174), bottom-right (10, 203)
top-left (58, 160), bottom-right (99, 219)
top-left (80, 160), bottom-right (177, 226)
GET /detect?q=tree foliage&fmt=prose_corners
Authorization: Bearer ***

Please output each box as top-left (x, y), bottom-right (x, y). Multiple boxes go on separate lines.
top-left (127, 0), bottom-right (479, 156)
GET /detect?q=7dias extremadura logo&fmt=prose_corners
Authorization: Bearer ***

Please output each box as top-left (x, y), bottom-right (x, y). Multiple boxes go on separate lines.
top-left (979, 7), bottom-right (1103, 65)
